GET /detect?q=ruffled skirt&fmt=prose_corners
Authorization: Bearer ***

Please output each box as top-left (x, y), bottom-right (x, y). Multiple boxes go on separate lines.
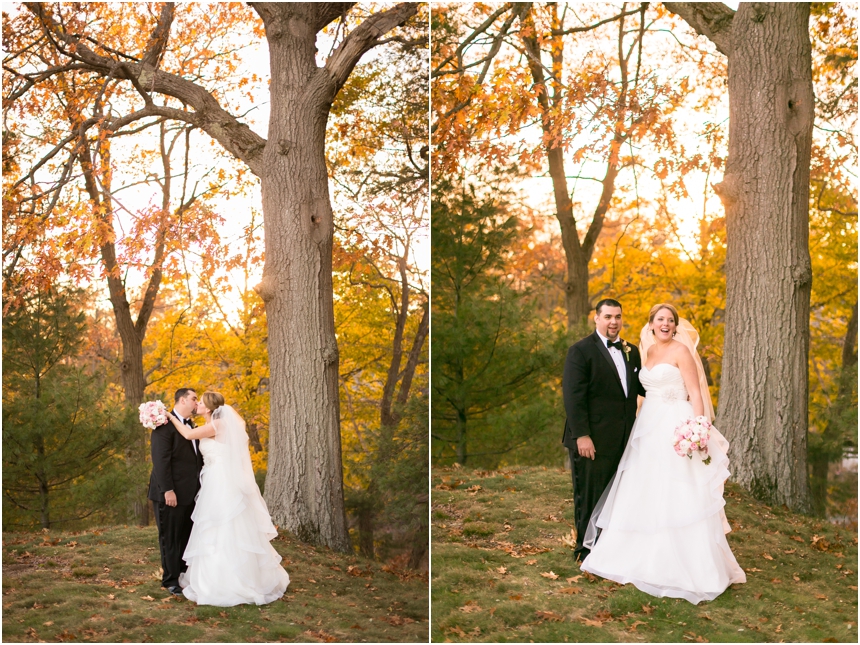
top-left (179, 462), bottom-right (290, 606)
top-left (580, 394), bottom-right (746, 604)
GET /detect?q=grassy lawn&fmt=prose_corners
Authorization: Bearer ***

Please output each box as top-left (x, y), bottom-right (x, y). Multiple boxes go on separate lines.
top-left (431, 465), bottom-right (858, 643)
top-left (2, 525), bottom-right (428, 642)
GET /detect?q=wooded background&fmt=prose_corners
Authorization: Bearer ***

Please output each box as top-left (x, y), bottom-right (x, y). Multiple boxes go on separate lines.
top-left (3, 2), bottom-right (429, 566)
top-left (430, 2), bottom-right (856, 521)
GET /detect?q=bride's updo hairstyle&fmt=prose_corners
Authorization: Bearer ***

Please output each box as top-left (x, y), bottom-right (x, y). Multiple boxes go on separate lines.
top-left (202, 391), bottom-right (226, 413)
top-left (648, 303), bottom-right (680, 335)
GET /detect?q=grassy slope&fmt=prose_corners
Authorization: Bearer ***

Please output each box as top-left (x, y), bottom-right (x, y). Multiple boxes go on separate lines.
top-left (2, 526), bottom-right (428, 643)
top-left (431, 466), bottom-right (858, 643)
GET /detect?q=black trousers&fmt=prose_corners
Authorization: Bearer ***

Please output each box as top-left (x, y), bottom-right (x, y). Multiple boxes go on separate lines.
top-left (154, 500), bottom-right (194, 588)
top-left (569, 448), bottom-right (622, 561)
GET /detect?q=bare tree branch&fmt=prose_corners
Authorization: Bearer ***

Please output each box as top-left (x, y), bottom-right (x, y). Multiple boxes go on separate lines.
top-left (325, 2), bottom-right (420, 96)
top-left (662, 2), bottom-right (734, 56)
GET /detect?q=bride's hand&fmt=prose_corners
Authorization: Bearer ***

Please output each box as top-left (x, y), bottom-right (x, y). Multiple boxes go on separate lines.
top-left (168, 414), bottom-right (192, 438)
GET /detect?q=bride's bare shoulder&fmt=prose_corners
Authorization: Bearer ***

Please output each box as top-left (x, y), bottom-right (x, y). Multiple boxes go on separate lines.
top-left (669, 340), bottom-right (694, 363)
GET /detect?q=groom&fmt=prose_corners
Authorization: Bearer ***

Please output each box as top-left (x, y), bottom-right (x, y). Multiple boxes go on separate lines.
top-left (148, 388), bottom-right (203, 596)
top-left (562, 299), bottom-right (644, 562)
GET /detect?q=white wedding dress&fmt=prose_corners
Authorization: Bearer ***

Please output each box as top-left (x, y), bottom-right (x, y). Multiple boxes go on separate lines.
top-left (178, 406), bottom-right (290, 606)
top-left (580, 363), bottom-right (746, 604)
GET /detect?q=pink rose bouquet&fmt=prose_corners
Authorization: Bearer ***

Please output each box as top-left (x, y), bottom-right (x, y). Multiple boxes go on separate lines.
top-left (139, 400), bottom-right (169, 430)
top-left (673, 416), bottom-right (713, 465)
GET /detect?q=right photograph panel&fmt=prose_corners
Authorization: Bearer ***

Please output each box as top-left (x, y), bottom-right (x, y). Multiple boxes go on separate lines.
top-left (430, 2), bottom-right (859, 642)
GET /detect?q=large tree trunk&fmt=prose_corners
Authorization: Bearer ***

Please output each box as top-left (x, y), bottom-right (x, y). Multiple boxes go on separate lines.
top-left (256, 20), bottom-right (350, 552)
top-left (709, 4), bottom-right (815, 512)
top-left (115, 329), bottom-right (149, 526)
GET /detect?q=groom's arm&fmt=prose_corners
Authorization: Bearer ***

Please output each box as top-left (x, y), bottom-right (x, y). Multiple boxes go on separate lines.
top-left (150, 424), bottom-right (175, 502)
top-left (563, 344), bottom-right (591, 437)
top-left (633, 346), bottom-right (646, 397)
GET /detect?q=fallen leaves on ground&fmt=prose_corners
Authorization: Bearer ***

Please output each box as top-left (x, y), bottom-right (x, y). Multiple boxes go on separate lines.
top-left (436, 479), bottom-right (465, 491)
top-left (811, 535), bottom-right (831, 551)
top-left (459, 600), bottom-right (482, 613)
top-left (557, 586), bottom-right (582, 595)
top-left (303, 629), bottom-right (337, 642)
top-left (536, 609), bottom-right (564, 622)
top-left (560, 528), bottom-right (577, 549)
top-left (494, 541), bottom-right (552, 558)
top-left (581, 617), bottom-right (604, 628)
top-left (381, 614), bottom-right (415, 626)
top-left (540, 571), bottom-right (559, 580)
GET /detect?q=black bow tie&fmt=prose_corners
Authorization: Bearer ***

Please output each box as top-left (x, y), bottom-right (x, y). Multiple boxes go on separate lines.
top-left (606, 339), bottom-right (624, 351)
top-left (183, 418), bottom-right (193, 427)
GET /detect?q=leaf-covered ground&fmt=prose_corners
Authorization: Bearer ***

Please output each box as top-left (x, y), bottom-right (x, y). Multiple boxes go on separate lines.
top-left (431, 465), bottom-right (857, 643)
top-left (2, 525), bottom-right (428, 643)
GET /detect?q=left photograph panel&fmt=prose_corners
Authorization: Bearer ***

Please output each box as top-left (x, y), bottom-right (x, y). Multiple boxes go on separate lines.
top-left (2, 2), bottom-right (429, 641)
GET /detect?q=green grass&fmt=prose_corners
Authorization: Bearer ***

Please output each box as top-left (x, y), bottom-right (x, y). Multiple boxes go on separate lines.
top-left (431, 465), bottom-right (858, 643)
top-left (2, 525), bottom-right (428, 642)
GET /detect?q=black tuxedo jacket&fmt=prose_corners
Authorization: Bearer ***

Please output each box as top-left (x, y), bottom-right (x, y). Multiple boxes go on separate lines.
top-left (147, 411), bottom-right (203, 506)
top-left (562, 331), bottom-right (646, 459)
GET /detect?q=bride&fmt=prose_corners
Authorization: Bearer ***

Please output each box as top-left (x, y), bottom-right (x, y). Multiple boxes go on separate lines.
top-left (167, 391), bottom-right (290, 606)
top-left (580, 304), bottom-right (746, 604)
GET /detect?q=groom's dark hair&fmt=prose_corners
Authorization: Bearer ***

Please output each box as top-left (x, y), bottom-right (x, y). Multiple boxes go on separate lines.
top-left (174, 388), bottom-right (196, 403)
top-left (595, 298), bottom-right (622, 314)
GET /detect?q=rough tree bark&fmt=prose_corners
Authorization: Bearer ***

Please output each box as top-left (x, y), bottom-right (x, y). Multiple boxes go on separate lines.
top-left (250, 3), bottom-right (419, 551)
top-left (23, 1), bottom-right (420, 550)
top-left (665, 2), bottom-right (815, 511)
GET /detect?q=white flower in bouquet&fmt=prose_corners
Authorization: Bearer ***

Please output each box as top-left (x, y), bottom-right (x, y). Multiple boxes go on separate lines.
top-left (139, 400), bottom-right (169, 430)
top-left (673, 416), bottom-right (715, 465)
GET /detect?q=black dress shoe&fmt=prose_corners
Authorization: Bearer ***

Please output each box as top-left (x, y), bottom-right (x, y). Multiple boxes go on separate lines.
top-left (167, 585), bottom-right (183, 596)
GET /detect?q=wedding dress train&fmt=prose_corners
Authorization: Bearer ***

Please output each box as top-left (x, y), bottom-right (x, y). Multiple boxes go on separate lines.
top-left (179, 407), bottom-right (289, 606)
top-left (580, 363), bottom-right (746, 604)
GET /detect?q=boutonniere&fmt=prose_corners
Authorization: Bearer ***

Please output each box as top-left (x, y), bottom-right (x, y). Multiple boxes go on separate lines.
top-left (621, 340), bottom-right (632, 362)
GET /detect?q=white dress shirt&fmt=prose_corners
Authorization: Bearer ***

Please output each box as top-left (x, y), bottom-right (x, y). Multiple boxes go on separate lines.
top-left (173, 409), bottom-right (198, 455)
top-left (596, 331), bottom-right (628, 397)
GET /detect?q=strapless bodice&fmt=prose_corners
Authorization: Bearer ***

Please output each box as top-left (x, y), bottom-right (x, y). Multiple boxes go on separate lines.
top-left (640, 363), bottom-right (688, 403)
top-left (198, 437), bottom-right (223, 464)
